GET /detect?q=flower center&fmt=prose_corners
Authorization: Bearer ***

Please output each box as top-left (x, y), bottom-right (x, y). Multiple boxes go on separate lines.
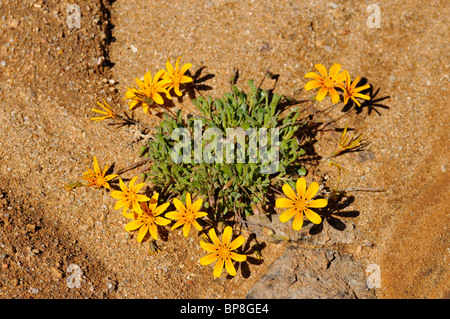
top-left (127, 191), bottom-right (137, 202)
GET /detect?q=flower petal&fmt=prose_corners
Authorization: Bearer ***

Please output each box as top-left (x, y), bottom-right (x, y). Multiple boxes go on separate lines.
top-left (200, 241), bottom-right (219, 253)
top-left (275, 198), bottom-right (296, 208)
top-left (193, 211), bottom-right (208, 219)
top-left (314, 64), bottom-right (328, 79)
top-left (228, 235), bottom-right (245, 251)
top-left (305, 181), bottom-right (320, 201)
top-left (165, 211), bottom-right (185, 220)
top-left (208, 228), bottom-right (222, 247)
top-left (136, 78), bottom-right (146, 90)
top-left (180, 75), bottom-right (193, 83)
top-left (119, 178), bottom-right (128, 192)
top-left (354, 93), bottom-right (371, 100)
top-left (135, 194), bottom-right (151, 202)
top-left (155, 216), bottom-right (171, 226)
top-left (213, 258), bottom-right (225, 277)
top-left (180, 63), bottom-right (192, 75)
top-left (305, 80), bottom-right (323, 91)
top-left (154, 202), bottom-right (170, 216)
top-left (114, 199), bottom-right (127, 211)
top-left (173, 198), bottom-right (187, 213)
top-left (135, 224), bottom-right (147, 242)
top-left (304, 208), bottom-right (322, 224)
top-left (185, 193), bottom-right (192, 211)
top-left (307, 198), bottom-right (328, 208)
top-left (229, 252), bottom-right (247, 262)
top-left (111, 190), bottom-right (126, 199)
top-left (222, 226), bottom-right (233, 246)
top-left (124, 220), bottom-right (144, 231)
top-left (171, 219), bottom-right (185, 230)
top-left (279, 207), bottom-right (297, 223)
top-left (152, 92), bottom-right (164, 105)
top-left (192, 220), bottom-right (203, 231)
top-left (148, 193), bottom-right (159, 212)
top-left (199, 253), bottom-right (219, 265)
top-left (329, 63), bottom-right (342, 79)
top-left (329, 87), bottom-right (340, 104)
top-left (166, 60), bottom-right (175, 75)
top-left (182, 222), bottom-right (192, 237)
top-left (296, 178), bottom-right (306, 199)
top-left (292, 211), bottom-right (304, 230)
top-left (282, 183), bottom-right (298, 201)
top-left (316, 86), bottom-right (328, 101)
top-left (304, 72), bottom-right (322, 81)
top-left (128, 176), bottom-right (138, 189)
top-left (225, 257), bottom-right (237, 276)
top-left (148, 223), bottom-right (159, 241)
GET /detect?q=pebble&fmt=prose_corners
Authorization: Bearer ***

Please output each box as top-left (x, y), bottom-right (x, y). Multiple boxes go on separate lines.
top-left (1, 61), bottom-right (6, 67)
top-left (30, 288), bottom-right (39, 294)
top-left (130, 45), bottom-right (138, 53)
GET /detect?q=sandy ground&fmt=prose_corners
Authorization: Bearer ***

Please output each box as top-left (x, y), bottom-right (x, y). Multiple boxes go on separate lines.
top-left (0, 0), bottom-right (448, 299)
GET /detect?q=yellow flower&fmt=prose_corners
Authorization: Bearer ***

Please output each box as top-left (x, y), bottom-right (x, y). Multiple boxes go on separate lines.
top-left (81, 156), bottom-right (117, 189)
top-left (275, 177), bottom-right (327, 230)
top-left (163, 56), bottom-right (193, 96)
top-left (332, 124), bottom-right (364, 157)
top-left (199, 226), bottom-right (247, 278)
top-left (165, 193), bottom-right (208, 237)
top-left (124, 69), bottom-right (172, 113)
top-left (338, 70), bottom-right (371, 106)
top-left (110, 176), bottom-right (150, 216)
top-left (304, 63), bottom-right (345, 104)
top-left (90, 99), bottom-right (118, 122)
top-left (124, 193), bottom-right (171, 242)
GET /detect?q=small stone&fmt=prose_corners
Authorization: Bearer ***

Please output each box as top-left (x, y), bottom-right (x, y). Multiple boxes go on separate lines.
top-left (106, 279), bottom-right (117, 292)
top-left (1, 61), bottom-right (6, 67)
top-left (9, 19), bottom-right (19, 29)
top-left (130, 45), bottom-right (138, 53)
top-left (50, 267), bottom-right (63, 280)
top-left (30, 287), bottom-right (39, 294)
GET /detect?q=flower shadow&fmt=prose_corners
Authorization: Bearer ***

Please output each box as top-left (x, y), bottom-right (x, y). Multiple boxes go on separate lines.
top-left (183, 66), bottom-right (215, 101)
top-left (309, 191), bottom-right (360, 235)
top-left (341, 78), bottom-right (390, 116)
top-left (226, 233), bottom-right (266, 279)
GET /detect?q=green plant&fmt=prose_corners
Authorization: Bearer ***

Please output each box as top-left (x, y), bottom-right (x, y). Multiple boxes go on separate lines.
top-left (142, 80), bottom-right (307, 222)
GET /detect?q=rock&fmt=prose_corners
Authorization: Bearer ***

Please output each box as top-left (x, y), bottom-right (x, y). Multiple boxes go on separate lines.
top-left (246, 245), bottom-right (375, 299)
top-left (105, 279), bottom-right (117, 293)
top-left (50, 267), bottom-right (63, 280)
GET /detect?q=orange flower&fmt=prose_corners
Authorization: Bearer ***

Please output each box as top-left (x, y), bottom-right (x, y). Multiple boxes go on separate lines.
top-left (110, 176), bottom-right (150, 216)
top-left (199, 226), bottom-right (246, 277)
top-left (124, 193), bottom-right (171, 242)
top-left (165, 193), bottom-right (207, 237)
top-left (125, 70), bottom-right (172, 113)
top-left (275, 177), bottom-right (327, 230)
top-left (338, 70), bottom-right (371, 106)
top-left (163, 56), bottom-right (193, 96)
top-left (82, 156), bottom-right (117, 189)
top-left (90, 100), bottom-right (118, 122)
top-left (304, 63), bottom-right (345, 104)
